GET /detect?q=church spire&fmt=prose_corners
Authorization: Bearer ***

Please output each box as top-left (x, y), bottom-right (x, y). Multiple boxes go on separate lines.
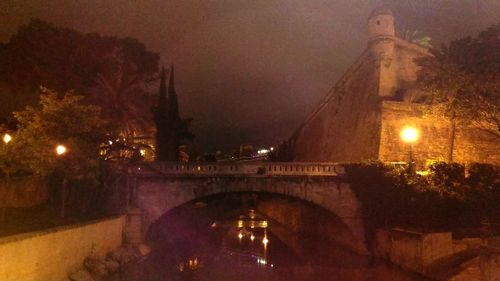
top-left (154, 66), bottom-right (170, 161)
top-left (167, 64), bottom-right (179, 120)
top-left (158, 66), bottom-right (167, 109)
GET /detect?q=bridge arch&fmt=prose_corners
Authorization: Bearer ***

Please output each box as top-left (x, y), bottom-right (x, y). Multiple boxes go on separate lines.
top-left (130, 164), bottom-right (368, 253)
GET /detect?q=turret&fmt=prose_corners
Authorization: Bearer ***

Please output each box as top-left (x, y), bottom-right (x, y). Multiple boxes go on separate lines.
top-left (368, 6), bottom-right (397, 97)
top-left (368, 6), bottom-right (395, 56)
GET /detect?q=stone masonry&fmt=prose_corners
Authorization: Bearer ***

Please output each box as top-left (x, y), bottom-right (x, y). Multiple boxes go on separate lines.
top-left (128, 163), bottom-right (367, 253)
top-left (290, 7), bottom-right (499, 165)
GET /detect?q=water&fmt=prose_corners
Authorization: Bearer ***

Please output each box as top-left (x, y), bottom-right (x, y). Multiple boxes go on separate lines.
top-left (110, 196), bottom-right (430, 281)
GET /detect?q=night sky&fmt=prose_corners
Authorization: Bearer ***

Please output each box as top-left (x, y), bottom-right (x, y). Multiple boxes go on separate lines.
top-left (1, 0), bottom-right (499, 152)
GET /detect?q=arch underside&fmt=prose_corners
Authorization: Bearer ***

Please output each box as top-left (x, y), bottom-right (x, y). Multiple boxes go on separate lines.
top-left (134, 177), bottom-right (367, 253)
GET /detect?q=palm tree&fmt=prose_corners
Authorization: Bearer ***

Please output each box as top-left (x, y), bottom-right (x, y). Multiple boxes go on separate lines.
top-left (91, 45), bottom-right (158, 138)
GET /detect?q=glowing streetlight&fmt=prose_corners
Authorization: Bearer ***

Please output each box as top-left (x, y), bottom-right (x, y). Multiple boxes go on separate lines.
top-left (238, 232), bottom-right (243, 240)
top-left (3, 133), bottom-right (12, 144)
top-left (55, 145), bottom-right (67, 156)
top-left (250, 234), bottom-right (255, 241)
top-left (55, 144), bottom-right (68, 218)
top-left (400, 127), bottom-right (419, 143)
top-left (400, 126), bottom-right (419, 173)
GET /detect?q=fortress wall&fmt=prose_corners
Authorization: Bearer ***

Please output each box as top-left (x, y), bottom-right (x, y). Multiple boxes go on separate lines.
top-left (379, 101), bottom-right (500, 165)
top-left (291, 52), bottom-right (382, 162)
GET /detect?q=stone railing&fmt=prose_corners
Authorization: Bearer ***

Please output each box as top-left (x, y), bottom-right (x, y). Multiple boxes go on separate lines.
top-left (130, 162), bottom-right (345, 177)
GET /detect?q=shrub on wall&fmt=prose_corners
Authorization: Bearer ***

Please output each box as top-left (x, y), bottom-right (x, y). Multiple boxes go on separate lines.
top-left (345, 161), bottom-right (500, 247)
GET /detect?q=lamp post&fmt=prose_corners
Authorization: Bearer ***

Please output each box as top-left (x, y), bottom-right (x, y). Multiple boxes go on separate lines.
top-left (1, 134), bottom-right (13, 222)
top-left (400, 127), bottom-right (419, 174)
top-left (55, 144), bottom-right (68, 218)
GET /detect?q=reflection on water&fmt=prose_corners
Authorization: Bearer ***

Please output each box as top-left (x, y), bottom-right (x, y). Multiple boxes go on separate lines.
top-left (110, 200), bottom-right (431, 281)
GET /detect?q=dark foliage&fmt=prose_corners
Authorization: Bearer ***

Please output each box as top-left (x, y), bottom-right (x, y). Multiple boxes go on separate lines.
top-left (416, 23), bottom-right (500, 139)
top-left (345, 162), bottom-right (500, 246)
top-left (0, 19), bottom-right (160, 137)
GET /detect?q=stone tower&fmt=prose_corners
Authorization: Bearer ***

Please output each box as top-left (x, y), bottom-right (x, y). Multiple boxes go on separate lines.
top-left (368, 6), bottom-right (397, 97)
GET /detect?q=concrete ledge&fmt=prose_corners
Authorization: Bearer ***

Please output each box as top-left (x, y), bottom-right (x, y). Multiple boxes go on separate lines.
top-left (0, 215), bottom-right (124, 245)
top-left (0, 215), bottom-right (125, 281)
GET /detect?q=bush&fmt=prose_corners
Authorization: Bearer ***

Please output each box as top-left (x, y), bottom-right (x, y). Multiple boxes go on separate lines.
top-left (345, 161), bottom-right (500, 243)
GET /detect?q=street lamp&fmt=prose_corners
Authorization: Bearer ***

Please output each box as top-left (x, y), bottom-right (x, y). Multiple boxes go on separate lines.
top-left (1, 133), bottom-right (12, 222)
top-left (55, 144), bottom-right (68, 218)
top-left (400, 126), bottom-right (419, 173)
top-left (55, 144), bottom-right (67, 156)
top-left (3, 133), bottom-right (12, 144)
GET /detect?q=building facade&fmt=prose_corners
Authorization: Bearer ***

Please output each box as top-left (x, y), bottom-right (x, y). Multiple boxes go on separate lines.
top-left (290, 7), bottom-right (500, 165)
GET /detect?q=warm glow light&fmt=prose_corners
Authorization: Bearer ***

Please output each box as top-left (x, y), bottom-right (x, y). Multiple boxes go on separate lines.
top-left (250, 234), bottom-right (255, 241)
top-left (3, 133), bottom-right (12, 144)
top-left (257, 258), bottom-right (267, 265)
top-left (56, 145), bottom-right (67, 155)
top-left (416, 170), bottom-right (430, 176)
top-left (257, 149), bottom-right (270, 155)
top-left (262, 236), bottom-right (269, 245)
top-left (140, 149), bottom-right (146, 156)
top-left (400, 127), bottom-right (419, 143)
top-left (238, 232), bottom-right (243, 239)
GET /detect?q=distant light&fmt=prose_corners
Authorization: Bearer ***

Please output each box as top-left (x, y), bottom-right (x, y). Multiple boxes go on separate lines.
top-left (108, 140), bottom-right (113, 145)
top-left (262, 236), bottom-right (269, 245)
top-left (238, 232), bottom-right (243, 239)
top-left (3, 133), bottom-right (12, 144)
top-left (250, 234), bottom-right (255, 241)
top-left (416, 170), bottom-right (430, 176)
top-left (257, 149), bottom-right (270, 155)
top-left (197, 166), bottom-right (201, 171)
top-left (270, 147), bottom-right (274, 151)
top-left (140, 149), bottom-right (146, 156)
top-left (55, 145), bottom-right (67, 155)
top-left (400, 127), bottom-right (419, 143)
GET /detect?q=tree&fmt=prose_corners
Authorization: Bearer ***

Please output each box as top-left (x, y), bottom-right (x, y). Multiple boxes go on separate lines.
top-left (154, 65), bottom-right (194, 161)
top-left (2, 88), bottom-right (109, 217)
top-left (401, 29), bottom-right (432, 48)
top-left (417, 23), bottom-right (500, 161)
top-left (0, 19), bottom-right (159, 137)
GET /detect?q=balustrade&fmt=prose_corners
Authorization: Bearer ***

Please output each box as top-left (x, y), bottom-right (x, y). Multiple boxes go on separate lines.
top-left (131, 162), bottom-right (345, 177)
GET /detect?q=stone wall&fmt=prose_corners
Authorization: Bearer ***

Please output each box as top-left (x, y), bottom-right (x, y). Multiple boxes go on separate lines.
top-left (0, 216), bottom-right (125, 281)
top-left (379, 101), bottom-right (500, 165)
top-left (290, 49), bottom-right (382, 162)
top-left (257, 198), bottom-right (366, 254)
top-left (481, 247), bottom-right (500, 281)
top-left (289, 20), bottom-right (431, 163)
top-left (374, 228), bottom-right (454, 274)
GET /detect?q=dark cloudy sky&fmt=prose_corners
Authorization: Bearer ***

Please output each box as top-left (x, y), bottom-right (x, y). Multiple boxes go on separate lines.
top-left (1, 0), bottom-right (499, 152)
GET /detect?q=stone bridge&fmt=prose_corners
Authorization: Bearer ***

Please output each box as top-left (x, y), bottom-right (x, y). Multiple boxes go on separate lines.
top-left (127, 162), bottom-right (367, 253)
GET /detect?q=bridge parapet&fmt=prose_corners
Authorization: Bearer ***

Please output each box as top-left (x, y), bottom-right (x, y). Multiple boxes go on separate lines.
top-left (130, 162), bottom-right (346, 178)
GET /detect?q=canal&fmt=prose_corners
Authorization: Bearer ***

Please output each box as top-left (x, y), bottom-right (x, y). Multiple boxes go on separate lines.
top-left (109, 193), bottom-right (430, 281)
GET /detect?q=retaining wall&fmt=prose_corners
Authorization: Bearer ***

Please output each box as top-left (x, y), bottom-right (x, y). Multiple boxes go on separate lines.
top-left (0, 216), bottom-right (125, 281)
top-left (374, 228), bottom-right (454, 273)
